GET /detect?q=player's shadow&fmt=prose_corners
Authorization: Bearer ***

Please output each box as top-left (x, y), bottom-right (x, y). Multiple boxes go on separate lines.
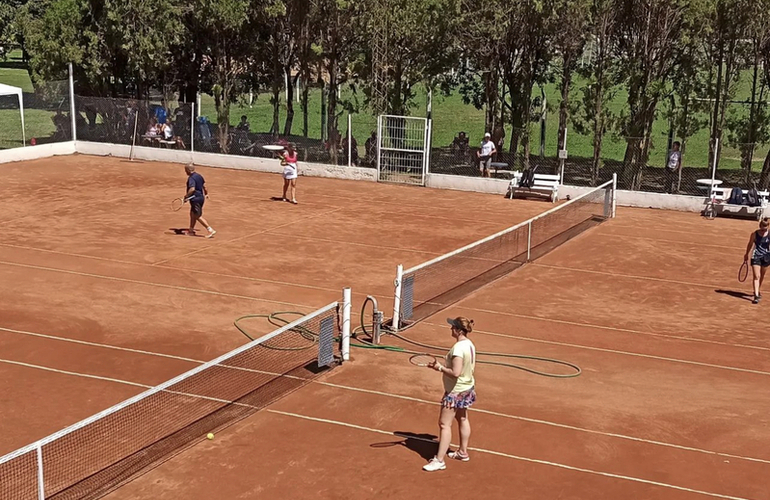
top-left (714, 289), bottom-right (754, 302)
top-left (369, 432), bottom-right (437, 460)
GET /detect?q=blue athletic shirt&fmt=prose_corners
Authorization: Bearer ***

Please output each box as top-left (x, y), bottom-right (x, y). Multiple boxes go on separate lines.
top-left (187, 173), bottom-right (206, 202)
top-left (754, 230), bottom-right (770, 258)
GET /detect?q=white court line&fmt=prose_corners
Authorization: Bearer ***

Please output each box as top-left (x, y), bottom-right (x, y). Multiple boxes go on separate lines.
top-left (431, 315), bottom-right (770, 377)
top-left (0, 241), bottom-right (393, 299)
top-left (267, 410), bottom-right (756, 500)
top-left (592, 232), bottom-right (745, 251)
top-left (0, 336), bottom-right (767, 467)
top-left (0, 355), bottom-right (764, 498)
top-left (532, 262), bottom-right (734, 290)
top-left (436, 307), bottom-right (770, 353)
top-left (0, 260), bottom-right (316, 309)
top-left (151, 206), bottom-right (346, 266)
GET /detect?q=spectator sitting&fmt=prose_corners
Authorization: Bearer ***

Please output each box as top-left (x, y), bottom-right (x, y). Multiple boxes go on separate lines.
top-left (341, 135), bottom-right (359, 165)
top-left (155, 101), bottom-right (168, 125)
top-left (452, 132), bottom-right (469, 158)
top-left (161, 121), bottom-right (174, 140)
top-left (236, 115), bottom-right (250, 132)
top-left (364, 131), bottom-right (377, 166)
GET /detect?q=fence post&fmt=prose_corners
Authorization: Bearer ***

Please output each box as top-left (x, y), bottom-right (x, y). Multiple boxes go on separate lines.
top-left (612, 172), bottom-right (618, 218)
top-left (347, 113), bottom-right (352, 167)
top-left (341, 287), bottom-right (351, 361)
top-left (69, 62), bottom-right (76, 142)
top-left (190, 103), bottom-right (195, 154)
top-left (393, 264), bottom-right (403, 332)
top-left (36, 443), bottom-right (44, 500)
top-left (559, 127), bottom-right (567, 184)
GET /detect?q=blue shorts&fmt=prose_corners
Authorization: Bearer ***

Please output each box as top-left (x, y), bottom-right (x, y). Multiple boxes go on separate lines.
top-left (189, 199), bottom-right (204, 217)
top-left (751, 254), bottom-right (770, 267)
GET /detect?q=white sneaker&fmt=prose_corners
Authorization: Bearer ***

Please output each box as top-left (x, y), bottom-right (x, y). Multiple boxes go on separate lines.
top-left (206, 229), bottom-right (216, 239)
top-left (422, 457), bottom-right (446, 472)
top-left (448, 450), bottom-right (470, 462)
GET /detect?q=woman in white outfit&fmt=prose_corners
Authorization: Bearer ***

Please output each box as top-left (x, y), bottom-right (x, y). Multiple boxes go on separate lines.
top-left (281, 143), bottom-right (299, 204)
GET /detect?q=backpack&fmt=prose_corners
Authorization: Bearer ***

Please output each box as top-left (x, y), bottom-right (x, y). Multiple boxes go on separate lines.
top-left (519, 166), bottom-right (538, 189)
top-left (746, 187), bottom-right (760, 207)
top-left (728, 187), bottom-right (744, 205)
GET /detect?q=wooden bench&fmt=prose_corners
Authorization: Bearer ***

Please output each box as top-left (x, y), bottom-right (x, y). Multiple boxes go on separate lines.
top-left (705, 187), bottom-right (769, 220)
top-left (507, 172), bottom-right (560, 203)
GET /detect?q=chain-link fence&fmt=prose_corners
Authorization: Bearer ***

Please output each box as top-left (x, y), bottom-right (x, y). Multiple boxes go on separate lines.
top-left (74, 96), bottom-right (192, 150)
top-left (0, 79), bottom-right (71, 149)
top-left (428, 127), bottom-right (770, 196)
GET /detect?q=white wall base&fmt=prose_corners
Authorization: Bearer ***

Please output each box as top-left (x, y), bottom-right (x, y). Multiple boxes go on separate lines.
top-left (0, 142), bottom-right (76, 164)
top-left (74, 141), bottom-right (377, 182)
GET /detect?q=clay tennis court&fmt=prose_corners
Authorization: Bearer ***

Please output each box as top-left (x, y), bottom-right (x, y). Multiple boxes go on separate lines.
top-left (1, 155), bottom-right (769, 500)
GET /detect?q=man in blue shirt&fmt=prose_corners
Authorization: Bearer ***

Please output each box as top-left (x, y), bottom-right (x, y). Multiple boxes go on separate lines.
top-left (185, 163), bottom-right (216, 238)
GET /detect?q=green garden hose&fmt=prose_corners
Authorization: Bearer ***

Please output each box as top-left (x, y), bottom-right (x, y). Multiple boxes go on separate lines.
top-left (234, 305), bottom-right (582, 378)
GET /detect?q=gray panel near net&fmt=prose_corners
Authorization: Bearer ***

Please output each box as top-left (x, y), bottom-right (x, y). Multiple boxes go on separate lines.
top-left (402, 275), bottom-right (414, 320)
top-left (318, 316), bottom-right (335, 367)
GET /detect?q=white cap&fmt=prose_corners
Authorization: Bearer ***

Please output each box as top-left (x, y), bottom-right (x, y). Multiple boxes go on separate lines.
top-left (484, 132), bottom-right (491, 138)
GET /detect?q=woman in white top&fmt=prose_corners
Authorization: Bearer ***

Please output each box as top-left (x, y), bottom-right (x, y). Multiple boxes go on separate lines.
top-left (423, 316), bottom-right (477, 472)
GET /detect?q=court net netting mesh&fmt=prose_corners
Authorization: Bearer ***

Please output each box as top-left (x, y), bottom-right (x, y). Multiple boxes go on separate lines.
top-left (0, 303), bottom-right (340, 500)
top-left (393, 180), bottom-right (615, 328)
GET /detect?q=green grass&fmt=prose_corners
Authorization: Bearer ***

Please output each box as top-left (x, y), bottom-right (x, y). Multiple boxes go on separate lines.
top-left (2, 47), bottom-right (767, 170)
top-left (0, 50), bottom-right (62, 148)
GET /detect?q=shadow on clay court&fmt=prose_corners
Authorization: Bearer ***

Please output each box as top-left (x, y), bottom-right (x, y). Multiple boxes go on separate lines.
top-left (714, 289), bottom-right (754, 302)
top-left (370, 432), bottom-right (438, 461)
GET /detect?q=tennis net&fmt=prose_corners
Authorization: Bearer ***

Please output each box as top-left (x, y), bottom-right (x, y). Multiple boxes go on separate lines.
top-left (392, 178), bottom-right (616, 329)
top-left (0, 303), bottom-right (340, 500)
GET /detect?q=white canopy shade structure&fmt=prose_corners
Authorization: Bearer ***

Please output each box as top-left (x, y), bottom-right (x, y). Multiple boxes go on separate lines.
top-left (0, 83), bottom-right (25, 146)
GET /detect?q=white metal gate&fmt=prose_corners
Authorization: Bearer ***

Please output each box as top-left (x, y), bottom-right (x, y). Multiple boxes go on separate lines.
top-left (376, 115), bottom-right (431, 185)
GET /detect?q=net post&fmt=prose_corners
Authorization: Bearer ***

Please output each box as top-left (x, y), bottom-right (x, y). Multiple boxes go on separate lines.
top-left (611, 172), bottom-right (617, 218)
top-left (341, 287), bottom-right (351, 361)
top-left (68, 62), bottom-right (77, 142)
top-left (526, 221), bottom-right (532, 261)
top-left (393, 264), bottom-right (403, 331)
top-left (36, 443), bottom-right (44, 500)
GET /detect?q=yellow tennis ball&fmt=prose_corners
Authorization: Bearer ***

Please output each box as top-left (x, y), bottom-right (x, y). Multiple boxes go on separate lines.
top-left (207, 433), bottom-right (214, 440)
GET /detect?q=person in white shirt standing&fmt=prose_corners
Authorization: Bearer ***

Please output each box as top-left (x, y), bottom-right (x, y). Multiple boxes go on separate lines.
top-left (665, 141), bottom-right (682, 194)
top-left (477, 132), bottom-right (496, 178)
top-left (422, 316), bottom-right (477, 472)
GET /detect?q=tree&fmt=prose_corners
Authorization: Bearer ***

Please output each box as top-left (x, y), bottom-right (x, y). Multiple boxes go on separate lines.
top-left (612, 0), bottom-right (687, 190)
top-left (21, 0), bottom-right (110, 94)
top-left (551, 0), bottom-right (591, 158)
top-left (193, 0), bottom-right (255, 153)
top-left (704, 0), bottom-right (754, 171)
top-left (105, 0), bottom-right (187, 98)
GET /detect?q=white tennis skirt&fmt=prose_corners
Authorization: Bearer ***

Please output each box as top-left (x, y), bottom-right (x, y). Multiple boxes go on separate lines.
top-left (283, 163), bottom-right (298, 180)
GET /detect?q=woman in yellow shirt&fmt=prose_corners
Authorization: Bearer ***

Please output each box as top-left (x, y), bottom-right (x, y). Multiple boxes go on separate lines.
top-left (423, 316), bottom-right (477, 472)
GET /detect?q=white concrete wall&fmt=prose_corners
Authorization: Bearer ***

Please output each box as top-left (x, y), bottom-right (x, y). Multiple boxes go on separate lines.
top-left (74, 141), bottom-right (377, 182)
top-left (427, 173), bottom-right (707, 213)
top-left (0, 141), bottom-right (76, 164)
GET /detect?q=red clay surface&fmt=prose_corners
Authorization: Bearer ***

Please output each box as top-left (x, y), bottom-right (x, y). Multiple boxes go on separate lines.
top-left (1, 155), bottom-right (769, 500)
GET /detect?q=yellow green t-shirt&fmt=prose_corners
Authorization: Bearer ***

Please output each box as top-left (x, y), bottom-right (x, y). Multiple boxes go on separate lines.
top-left (442, 339), bottom-right (476, 394)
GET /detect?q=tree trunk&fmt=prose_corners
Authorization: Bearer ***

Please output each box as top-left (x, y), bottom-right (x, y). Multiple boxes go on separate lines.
top-left (284, 68), bottom-right (295, 136)
top-left (591, 83), bottom-right (605, 187)
top-left (270, 52), bottom-right (281, 135)
top-left (558, 58), bottom-right (573, 154)
top-left (484, 64), bottom-right (500, 133)
top-left (327, 60), bottom-right (339, 165)
top-left (302, 82), bottom-right (310, 138)
top-left (709, 38), bottom-right (724, 171)
top-left (760, 150), bottom-right (770, 190)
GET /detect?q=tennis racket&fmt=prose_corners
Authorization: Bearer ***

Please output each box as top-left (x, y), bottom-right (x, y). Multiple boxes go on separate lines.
top-left (171, 196), bottom-right (192, 211)
top-left (409, 354), bottom-right (438, 367)
top-left (739, 260), bottom-right (749, 282)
